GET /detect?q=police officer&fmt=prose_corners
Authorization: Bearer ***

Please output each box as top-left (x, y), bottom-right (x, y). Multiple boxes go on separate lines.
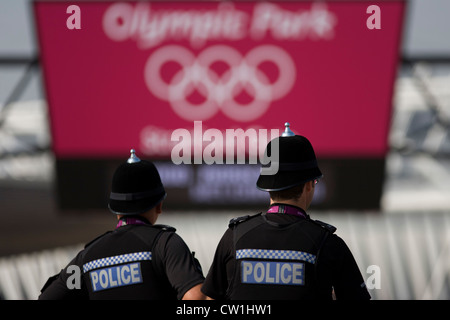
top-left (39, 149), bottom-right (205, 300)
top-left (202, 124), bottom-right (371, 300)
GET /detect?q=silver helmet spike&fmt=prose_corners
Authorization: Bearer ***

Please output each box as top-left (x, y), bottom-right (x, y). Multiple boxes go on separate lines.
top-left (127, 149), bottom-right (141, 164)
top-left (281, 122), bottom-right (295, 137)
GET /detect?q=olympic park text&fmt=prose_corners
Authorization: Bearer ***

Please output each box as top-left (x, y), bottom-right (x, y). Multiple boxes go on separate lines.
top-left (103, 2), bottom-right (336, 49)
top-left (170, 121), bottom-right (280, 175)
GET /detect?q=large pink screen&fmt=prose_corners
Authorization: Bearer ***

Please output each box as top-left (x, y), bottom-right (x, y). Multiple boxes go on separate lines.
top-left (34, 1), bottom-right (405, 159)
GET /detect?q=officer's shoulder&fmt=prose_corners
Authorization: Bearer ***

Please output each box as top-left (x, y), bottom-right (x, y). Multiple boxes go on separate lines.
top-left (151, 224), bottom-right (176, 232)
top-left (309, 219), bottom-right (337, 234)
top-left (228, 212), bottom-right (262, 228)
top-left (84, 231), bottom-right (112, 249)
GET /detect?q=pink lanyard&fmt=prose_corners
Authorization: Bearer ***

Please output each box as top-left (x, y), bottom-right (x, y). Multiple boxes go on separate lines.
top-left (116, 217), bottom-right (149, 228)
top-left (267, 204), bottom-right (308, 219)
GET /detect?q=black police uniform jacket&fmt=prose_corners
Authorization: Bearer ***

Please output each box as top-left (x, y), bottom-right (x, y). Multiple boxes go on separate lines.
top-left (39, 218), bottom-right (204, 299)
top-left (202, 206), bottom-right (371, 300)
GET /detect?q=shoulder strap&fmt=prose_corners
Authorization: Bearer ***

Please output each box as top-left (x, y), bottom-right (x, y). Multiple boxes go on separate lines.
top-left (150, 226), bottom-right (170, 278)
top-left (229, 212), bottom-right (263, 241)
top-left (309, 219), bottom-right (336, 297)
top-left (84, 231), bottom-right (112, 249)
top-left (226, 213), bottom-right (263, 298)
top-left (152, 224), bottom-right (176, 232)
top-left (229, 214), bottom-right (257, 228)
top-left (311, 219), bottom-right (336, 267)
top-left (230, 213), bottom-right (265, 251)
top-left (312, 219), bottom-right (337, 234)
top-left (129, 224), bottom-right (176, 248)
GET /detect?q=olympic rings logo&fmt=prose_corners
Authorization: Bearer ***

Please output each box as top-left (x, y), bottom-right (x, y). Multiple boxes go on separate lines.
top-left (144, 45), bottom-right (296, 122)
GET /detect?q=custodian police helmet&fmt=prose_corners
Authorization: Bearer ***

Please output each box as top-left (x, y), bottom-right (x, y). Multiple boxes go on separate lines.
top-left (108, 149), bottom-right (166, 215)
top-left (256, 123), bottom-right (323, 191)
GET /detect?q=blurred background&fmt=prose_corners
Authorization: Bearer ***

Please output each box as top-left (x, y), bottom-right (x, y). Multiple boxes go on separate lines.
top-left (0, 0), bottom-right (449, 300)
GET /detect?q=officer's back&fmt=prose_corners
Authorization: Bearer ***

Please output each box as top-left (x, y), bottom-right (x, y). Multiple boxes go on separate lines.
top-left (79, 219), bottom-right (187, 299)
top-left (202, 124), bottom-right (371, 300)
top-left (39, 150), bottom-right (205, 300)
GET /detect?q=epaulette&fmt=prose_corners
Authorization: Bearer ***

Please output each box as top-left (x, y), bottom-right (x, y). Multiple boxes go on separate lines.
top-left (152, 224), bottom-right (176, 232)
top-left (228, 212), bottom-right (262, 228)
top-left (313, 220), bottom-right (337, 234)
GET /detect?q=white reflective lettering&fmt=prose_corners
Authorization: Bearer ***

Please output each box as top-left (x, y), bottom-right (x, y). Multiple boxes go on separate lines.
top-left (90, 272), bottom-right (99, 290)
top-left (88, 263), bottom-right (143, 292)
top-left (254, 262), bottom-right (265, 283)
top-left (116, 267), bottom-right (122, 285)
top-left (240, 260), bottom-right (305, 286)
top-left (130, 263), bottom-right (141, 282)
top-left (265, 263), bottom-right (275, 283)
top-left (121, 265), bottom-right (131, 284)
top-left (280, 263), bottom-right (292, 284)
top-left (99, 270), bottom-right (108, 288)
top-left (108, 268), bottom-right (118, 287)
top-left (242, 262), bottom-right (253, 282)
top-left (292, 263), bottom-right (303, 284)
